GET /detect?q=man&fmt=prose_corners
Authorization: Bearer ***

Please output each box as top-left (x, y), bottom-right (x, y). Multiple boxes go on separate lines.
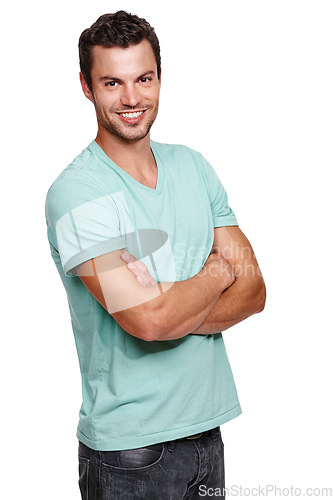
top-left (45, 10), bottom-right (265, 500)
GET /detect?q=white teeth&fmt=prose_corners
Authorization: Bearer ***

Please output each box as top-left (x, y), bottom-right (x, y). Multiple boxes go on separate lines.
top-left (119, 111), bottom-right (144, 119)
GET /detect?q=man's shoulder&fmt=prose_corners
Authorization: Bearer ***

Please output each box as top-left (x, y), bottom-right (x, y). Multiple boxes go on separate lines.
top-left (47, 142), bottom-right (95, 191)
top-left (45, 142), bottom-right (107, 223)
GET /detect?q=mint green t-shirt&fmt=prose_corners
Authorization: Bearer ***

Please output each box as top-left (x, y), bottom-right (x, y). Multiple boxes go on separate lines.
top-left (45, 140), bottom-right (241, 451)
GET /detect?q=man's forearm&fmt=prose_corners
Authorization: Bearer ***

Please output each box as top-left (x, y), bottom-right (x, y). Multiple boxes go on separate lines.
top-left (144, 257), bottom-right (235, 341)
top-left (81, 251), bottom-right (234, 342)
top-left (191, 274), bottom-right (266, 334)
top-left (120, 226), bottom-right (266, 339)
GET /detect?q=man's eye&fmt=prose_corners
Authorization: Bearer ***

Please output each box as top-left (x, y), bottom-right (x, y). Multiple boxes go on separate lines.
top-left (140, 77), bottom-right (151, 83)
top-left (106, 81), bottom-right (118, 87)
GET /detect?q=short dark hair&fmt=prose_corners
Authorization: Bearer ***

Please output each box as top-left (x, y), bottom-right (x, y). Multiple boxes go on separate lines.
top-left (79, 11), bottom-right (161, 92)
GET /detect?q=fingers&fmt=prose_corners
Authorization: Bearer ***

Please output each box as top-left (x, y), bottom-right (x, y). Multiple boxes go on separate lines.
top-left (128, 261), bottom-right (157, 287)
top-left (120, 250), bottom-right (136, 264)
top-left (120, 250), bottom-right (157, 287)
top-left (129, 261), bottom-right (157, 287)
top-left (137, 271), bottom-right (157, 287)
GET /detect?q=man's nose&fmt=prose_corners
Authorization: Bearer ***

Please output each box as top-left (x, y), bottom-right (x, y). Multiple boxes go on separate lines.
top-left (120, 83), bottom-right (141, 108)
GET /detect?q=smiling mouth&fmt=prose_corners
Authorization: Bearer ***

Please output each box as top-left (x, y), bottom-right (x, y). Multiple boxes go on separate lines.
top-left (117, 110), bottom-right (145, 119)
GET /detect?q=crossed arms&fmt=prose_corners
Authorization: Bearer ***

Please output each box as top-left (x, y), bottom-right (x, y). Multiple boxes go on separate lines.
top-left (76, 226), bottom-right (266, 341)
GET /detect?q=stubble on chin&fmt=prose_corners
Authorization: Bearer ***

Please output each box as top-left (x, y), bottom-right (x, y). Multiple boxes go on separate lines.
top-left (95, 104), bottom-right (159, 143)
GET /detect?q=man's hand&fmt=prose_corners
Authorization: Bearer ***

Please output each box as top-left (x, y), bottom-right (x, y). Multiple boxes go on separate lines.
top-left (202, 252), bottom-right (235, 285)
top-left (120, 250), bottom-right (157, 287)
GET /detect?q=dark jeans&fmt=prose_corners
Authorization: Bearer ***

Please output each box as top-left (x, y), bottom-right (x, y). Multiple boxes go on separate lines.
top-left (78, 427), bottom-right (225, 499)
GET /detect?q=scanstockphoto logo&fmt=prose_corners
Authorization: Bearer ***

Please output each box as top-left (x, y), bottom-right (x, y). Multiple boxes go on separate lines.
top-left (198, 484), bottom-right (333, 497)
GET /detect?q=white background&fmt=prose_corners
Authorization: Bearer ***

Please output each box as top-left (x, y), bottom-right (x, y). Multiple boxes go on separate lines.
top-left (2, 0), bottom-right (332, 498)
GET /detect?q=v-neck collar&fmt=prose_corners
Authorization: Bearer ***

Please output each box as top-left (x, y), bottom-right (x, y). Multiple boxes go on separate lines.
top-left (90, 140), bottom-right (165, 195)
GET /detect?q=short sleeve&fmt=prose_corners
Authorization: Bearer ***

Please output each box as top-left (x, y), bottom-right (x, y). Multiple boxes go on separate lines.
top-left (45, 176), bottom-right (126, 276)
top-left (200, 155), bottom-right (238, 228)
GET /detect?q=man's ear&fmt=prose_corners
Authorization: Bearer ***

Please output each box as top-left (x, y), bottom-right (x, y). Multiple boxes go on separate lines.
top-left (80, 72), bottom-right (95, 103)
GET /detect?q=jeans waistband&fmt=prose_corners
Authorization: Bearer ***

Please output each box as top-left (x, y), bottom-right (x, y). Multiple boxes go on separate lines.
top-left (176, 426), bottom-right (220, 441)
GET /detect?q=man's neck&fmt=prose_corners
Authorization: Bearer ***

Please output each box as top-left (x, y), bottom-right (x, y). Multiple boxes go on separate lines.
top-left (95, 128), bottom-right (157, 187)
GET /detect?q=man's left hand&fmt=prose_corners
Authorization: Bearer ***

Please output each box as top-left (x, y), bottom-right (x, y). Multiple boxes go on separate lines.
top-left (120, 250), bottom-right (157, 287)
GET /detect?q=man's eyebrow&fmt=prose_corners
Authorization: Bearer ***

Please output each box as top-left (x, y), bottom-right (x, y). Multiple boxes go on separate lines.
top-left (99, 76), bottom-right (121, 82)
top-left (99, 70), bottom-right (156, 82)
top-left (137, 70), bottom-right (156, 79)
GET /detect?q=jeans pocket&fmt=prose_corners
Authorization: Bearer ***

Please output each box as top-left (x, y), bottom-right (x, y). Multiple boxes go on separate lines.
top-left (102, 443), bottom-right (165, 471)
top-left (78, 457), bottom-right (89, 500)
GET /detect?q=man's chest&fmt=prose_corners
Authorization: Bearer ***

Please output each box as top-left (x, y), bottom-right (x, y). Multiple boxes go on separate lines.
top-left (115, 182), bottom-right (214, 281)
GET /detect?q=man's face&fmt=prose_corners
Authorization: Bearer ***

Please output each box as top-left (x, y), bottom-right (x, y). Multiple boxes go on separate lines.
top-left (82, 40), bottom-right (161, 143)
